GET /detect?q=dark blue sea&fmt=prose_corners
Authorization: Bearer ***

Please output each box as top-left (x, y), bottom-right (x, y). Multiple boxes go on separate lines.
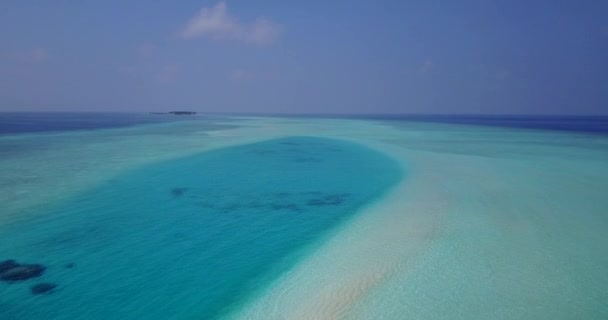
top-left (2, 112), bottom-right (607, 135)
top-left (361, 114), bottom-right (608, 134)
top-left (0, 112), bottom-right (196, 135)
top-left (265, 113), bottom-right (608, 135)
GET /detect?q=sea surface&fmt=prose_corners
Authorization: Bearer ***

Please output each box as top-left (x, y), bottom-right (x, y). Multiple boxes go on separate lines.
top-left (363, 114), bottom-right (608, 134)
top-left (0, 114), bottom-right (401, 319)
top-left (256, 113), bottom-right (608, 134)
top-left (1, 113), bottom-right (607, 319)
top-left (0, 112), bottom-right (194, 134)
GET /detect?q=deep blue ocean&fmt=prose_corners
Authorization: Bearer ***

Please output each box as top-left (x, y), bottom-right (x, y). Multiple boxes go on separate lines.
top-left (2, 112), bottom-right (608, 135)
top-left (0, 112), bottom-right (202, 135)
top-left (272, 113), bottom-right (608, 134)
top-left (367, 114), bottom-right (608, 134)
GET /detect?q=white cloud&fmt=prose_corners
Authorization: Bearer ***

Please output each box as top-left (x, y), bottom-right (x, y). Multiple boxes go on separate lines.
top-left (180, 2), bottom-right (281, 45)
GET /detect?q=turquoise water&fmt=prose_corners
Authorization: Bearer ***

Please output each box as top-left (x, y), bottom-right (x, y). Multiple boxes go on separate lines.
top-left (3, 115), bottom-right (608, 319)
top-left (0, 136), bottom-right (402, 319)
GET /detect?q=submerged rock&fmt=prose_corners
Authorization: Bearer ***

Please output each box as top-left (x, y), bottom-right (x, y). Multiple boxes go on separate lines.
top-left (30, 283), bottom-right (57, 295)
top-left (0, 263), bottom-right (46, 282)
top-left (171, 187), bottom-right (189, 197)
top-left (0, 260), bottom-right (19, 273)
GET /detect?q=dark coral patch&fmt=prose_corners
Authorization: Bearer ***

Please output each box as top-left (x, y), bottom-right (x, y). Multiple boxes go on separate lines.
top-left (171, 187), bottom-right (189, 197)
top-left (0, 263), bottom-right (46, 282)
top-left (31, 283), bottom-right (57, 295)
top-left (0, 260), bottom-right (19, 273)
top-left (64, 263), bottom-right (76, 269)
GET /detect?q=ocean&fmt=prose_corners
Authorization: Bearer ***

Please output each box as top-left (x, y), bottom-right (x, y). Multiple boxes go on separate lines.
top-left (1, 113), bottom-right (607, 319)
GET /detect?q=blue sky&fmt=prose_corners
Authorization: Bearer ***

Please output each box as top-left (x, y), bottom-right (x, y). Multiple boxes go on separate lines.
top-left (0, 0), bottom-right (606, 114)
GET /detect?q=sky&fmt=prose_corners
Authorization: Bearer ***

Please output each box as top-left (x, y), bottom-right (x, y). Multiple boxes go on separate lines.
top-left (0, 0), bottom-right (607, 115)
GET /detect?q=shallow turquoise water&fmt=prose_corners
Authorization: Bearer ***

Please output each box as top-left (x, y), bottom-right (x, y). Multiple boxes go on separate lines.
top-left (0, 136), bottom-right (401, 319)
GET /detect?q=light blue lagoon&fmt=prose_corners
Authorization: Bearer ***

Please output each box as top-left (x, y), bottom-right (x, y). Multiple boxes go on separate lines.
top-left (2, 115), bottom-right (608, 319)
top-left (0, 136), bottom-right (402, 320)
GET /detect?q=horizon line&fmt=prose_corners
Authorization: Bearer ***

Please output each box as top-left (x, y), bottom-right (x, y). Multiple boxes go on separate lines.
top-left (2, 110), bottom-right (608, 118)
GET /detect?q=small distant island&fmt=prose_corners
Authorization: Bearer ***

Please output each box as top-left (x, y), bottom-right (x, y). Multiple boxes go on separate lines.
top-left (150, 111), bottom-right (197, 115)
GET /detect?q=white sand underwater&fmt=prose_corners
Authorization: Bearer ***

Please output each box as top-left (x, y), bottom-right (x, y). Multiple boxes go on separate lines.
top-left (2, 117), bottom-right (607, 319)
